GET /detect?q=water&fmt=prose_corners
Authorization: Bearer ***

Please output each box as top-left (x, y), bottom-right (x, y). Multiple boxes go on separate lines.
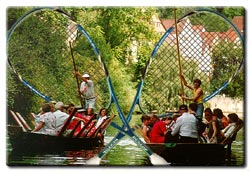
top-left (6, 129), bottom-right (244, 166)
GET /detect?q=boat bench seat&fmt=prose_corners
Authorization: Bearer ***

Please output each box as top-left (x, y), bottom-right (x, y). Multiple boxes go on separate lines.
top-left (221, 123), bottom-right (243, 145)
top-left (88, 114), bottom-right (117, 138)
top-left (220, 123), bottom-right (243, 155)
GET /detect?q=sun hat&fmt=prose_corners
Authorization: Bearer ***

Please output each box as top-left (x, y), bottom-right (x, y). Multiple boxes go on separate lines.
top-left (82, 73), bottom-right (90, 78)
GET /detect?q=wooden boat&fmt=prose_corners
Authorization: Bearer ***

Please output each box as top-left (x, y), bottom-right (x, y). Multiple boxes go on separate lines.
top-left (146, 123), bottom-right (243, 166)
top-left (7, 125), bottom-right (101, 153)
top-left (7, 109), bottom-right (116, 154)
top-left (147, 143), bottom-right (226, 165)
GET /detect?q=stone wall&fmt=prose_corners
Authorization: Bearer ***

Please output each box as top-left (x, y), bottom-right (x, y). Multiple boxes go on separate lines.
top-left (207, 95), bottom-right (244, 118)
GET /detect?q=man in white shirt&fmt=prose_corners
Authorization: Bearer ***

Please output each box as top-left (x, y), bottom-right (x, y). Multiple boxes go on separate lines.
top-left (74, 71), bottom-right (96, 116)
top-left (171, 103), bottom-right (198, 143)
top-left (53, 102), bottom-right (70, 133)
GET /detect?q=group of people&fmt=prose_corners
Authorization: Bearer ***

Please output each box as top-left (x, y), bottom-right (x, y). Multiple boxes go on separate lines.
top-left (32, 100), bottom-right (109, 144)
top-left (32, 70), bottom-right (97, 134)
top-left (140, 104), bottom-right (243, 144)
top-left (139, 74), bottom-right (242, 144)
top-left (32, 70), bottom-right (111, 144)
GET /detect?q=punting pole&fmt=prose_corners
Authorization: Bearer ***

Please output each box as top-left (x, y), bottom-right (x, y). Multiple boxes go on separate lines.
top-left (174, 8), bottom-right (185, 104)
top-left (69, 41), bottom-right (84, 108)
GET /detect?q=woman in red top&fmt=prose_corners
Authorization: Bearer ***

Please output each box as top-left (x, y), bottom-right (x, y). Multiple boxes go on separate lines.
top-left (149, 117), bottom-right (172, 143)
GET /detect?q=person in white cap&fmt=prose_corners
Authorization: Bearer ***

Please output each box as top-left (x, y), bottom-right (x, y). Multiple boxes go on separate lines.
top-left (74, 71), bottom-right (96, 115)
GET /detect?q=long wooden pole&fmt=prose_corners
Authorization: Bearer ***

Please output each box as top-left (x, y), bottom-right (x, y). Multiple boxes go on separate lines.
top-left (69, 41), bottom-right (84, 108)
top-left (174, 8), bottom-right (184, 104)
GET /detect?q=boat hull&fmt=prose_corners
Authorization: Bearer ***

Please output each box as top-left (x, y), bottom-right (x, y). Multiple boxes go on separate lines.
top-left (7, 125), bottom-right (101, 154)
top-left (147, 143), bottom-right (226, 165)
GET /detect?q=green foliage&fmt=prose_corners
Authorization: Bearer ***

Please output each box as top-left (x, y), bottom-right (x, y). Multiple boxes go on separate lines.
top-left (7, 7), bottom-right (160, 118)
top-left (7, 7), bottom-right (244, 121)
top-left (221, 7), bottom-right (245, 19)
top-left (210, 41), bottom-right (244, 98)
top-left (157, 7), bottom-right (196, 19)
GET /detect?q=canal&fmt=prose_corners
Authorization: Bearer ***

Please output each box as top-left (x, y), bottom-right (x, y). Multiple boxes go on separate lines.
top-left (6, 128), bottom-right (244, 166)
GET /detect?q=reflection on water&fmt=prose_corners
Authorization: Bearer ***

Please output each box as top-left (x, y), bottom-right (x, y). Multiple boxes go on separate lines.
top-left (7, 130), bottom-right (244, 166)
top-left (100, 136), bottom-right (151, 166)
top-left (7, 136), bottom-right (150, 166)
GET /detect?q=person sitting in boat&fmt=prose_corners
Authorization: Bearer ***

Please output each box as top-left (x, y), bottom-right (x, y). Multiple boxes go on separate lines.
top-left (74, 71), bottom-right (96, 116)
top-left (171, 103), bottom-right (198, 143)
top-left (213, 108), bottom-right (229, 130)
top-left (32, 103), bottom-right (57, 135)
top-left (54, 101), bottom-right (87, 135)
top-left (140, 114), bottom-right (151, 143)
top-left (203, 108), bottom-right (222, 143)
top-left (54, 102), bottom-right (70, 132)
top-left (65, 103), bottom-right (75, 114)
top-left (49, 101), bottom-right (56, 112)
top-left (92, 108), bottom-right (109, 145)
top-left (168, 104), bottom-right (187, 130)
top-left (164, 105), bottom-right (187, 143)
top-left (66, 103), bottom-right (93, 124)
top-left (220, 113), bottom-right (243, 141)
top-left (33, 107), bottom-right (42, 127)
top-left (149, 115), bottom-right (172, 143)
top-left (180, 75), bottom-right (204, 119)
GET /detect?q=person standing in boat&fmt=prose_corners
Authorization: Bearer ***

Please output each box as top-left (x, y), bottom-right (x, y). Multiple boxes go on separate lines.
top-left (180, 74), bottom-right (204, 119)
top-left (74, 71), bottom-right (96, 116)
top-left (171, 103), bottom-right (198, 143)
top-left (32, 103), bottom-right (57, 135)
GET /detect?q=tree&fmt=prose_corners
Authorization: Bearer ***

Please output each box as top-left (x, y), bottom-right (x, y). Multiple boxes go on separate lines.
top-left (210, 41), bottom-right (244, 98)
top-left (7, 7), bottom-right (161, 117)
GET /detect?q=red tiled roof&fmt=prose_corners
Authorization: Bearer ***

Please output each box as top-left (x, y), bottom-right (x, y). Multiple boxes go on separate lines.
top-left (160, 19), bottom-right (174, 30)
top-left (158, 15), bottom-right (243, 52)
top-left (232, 16), bottom-right (244, 33)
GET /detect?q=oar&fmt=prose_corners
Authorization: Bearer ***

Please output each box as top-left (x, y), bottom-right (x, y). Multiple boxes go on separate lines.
top-left (174, 8), bottom-right (185, 104)
top-left (69, 41), bottom-right (84, 108)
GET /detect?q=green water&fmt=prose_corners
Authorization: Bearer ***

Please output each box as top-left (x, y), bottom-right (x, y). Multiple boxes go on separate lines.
top-left (7, 129), bottom-right (244, 166)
